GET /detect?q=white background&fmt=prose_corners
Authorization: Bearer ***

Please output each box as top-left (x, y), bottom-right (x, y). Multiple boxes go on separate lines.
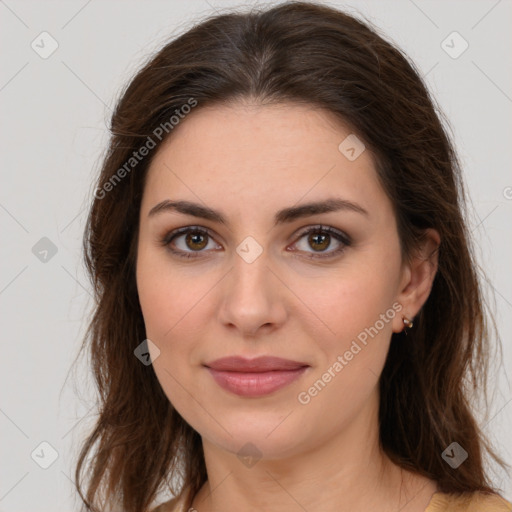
top-left (1, 1), bottom-right (511, 510)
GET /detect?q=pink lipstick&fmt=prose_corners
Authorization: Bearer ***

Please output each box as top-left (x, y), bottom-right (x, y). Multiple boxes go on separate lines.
top-left (204, 356), bottom-right (309, 397)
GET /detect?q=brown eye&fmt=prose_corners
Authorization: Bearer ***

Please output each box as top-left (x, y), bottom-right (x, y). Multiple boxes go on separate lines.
top-left (290, 225), bottom-right (351, 259)
top-left (308, 232), bottom-right (331, 251)
top-left (185, 231), bottom-right (208, 251)
top-left (162, 226), bottom-right (222, 259)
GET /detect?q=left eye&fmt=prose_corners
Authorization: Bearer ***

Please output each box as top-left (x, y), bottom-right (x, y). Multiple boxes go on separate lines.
top-left (289, 225), bottom-right (351, 259)
top-left (161, 225), bottom-right (351, 260)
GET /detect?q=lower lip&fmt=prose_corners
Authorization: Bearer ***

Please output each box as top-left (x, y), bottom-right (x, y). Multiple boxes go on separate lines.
top-left (206, 367), bottom-right (308, 397)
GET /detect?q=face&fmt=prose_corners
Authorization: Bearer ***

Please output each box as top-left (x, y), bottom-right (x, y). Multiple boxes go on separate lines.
top-left (136, 102), bottom-right (412, 460)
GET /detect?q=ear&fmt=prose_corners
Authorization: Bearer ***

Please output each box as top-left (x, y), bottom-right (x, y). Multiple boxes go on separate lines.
top-left (392, 228), bottom-right (441, 333)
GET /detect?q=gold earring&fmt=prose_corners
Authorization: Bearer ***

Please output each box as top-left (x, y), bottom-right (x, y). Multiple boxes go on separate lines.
top-left (402, 316), bottom-right (414, 329)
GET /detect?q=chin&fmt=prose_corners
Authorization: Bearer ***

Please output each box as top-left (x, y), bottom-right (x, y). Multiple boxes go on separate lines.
top-left (195, 410), bottom-right (313, 461)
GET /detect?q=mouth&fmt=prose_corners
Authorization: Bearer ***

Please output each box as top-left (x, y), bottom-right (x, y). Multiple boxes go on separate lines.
top-left (204, 356), bottom-right (310, 397)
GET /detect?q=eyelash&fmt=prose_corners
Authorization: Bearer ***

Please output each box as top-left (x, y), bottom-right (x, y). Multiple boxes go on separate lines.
top-left (160, 225), bottom-right (351, 260)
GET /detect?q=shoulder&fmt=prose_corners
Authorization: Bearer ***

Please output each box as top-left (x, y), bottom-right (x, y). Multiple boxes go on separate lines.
top-left (426, 491), bottom-right (512, 512)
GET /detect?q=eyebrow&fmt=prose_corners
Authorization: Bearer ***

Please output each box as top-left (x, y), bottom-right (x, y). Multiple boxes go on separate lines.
top-left (147, 197), bottom-right (368, 226)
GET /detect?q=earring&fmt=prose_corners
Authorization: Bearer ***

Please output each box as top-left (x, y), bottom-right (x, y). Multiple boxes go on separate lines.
top-left (402, 316), bottom-right (414, 330)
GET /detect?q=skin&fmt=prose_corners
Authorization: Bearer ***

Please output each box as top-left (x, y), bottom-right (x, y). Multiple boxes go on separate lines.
top-left (136, 101), bottom-right (441, 512)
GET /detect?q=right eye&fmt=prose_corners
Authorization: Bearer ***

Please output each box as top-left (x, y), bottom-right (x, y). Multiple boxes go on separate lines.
top-left (161, 226), bottom-right (222, 259)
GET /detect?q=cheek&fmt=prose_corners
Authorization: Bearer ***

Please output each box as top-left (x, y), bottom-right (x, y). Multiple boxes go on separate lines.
top-left (291, 258), bottom-right (400, 402)
top-left (295, 263), bottom-right (399, 348)
top-left (292, 277), bottom-right (397, 436)
top-left (135, 247), bottom-right (226, 409)
top-left (136, 250), bottom-right (210, 411)
top-left (136, 247), bottom-right (209, 341)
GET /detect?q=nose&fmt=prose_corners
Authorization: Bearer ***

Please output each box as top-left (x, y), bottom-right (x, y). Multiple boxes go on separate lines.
top-left (217, 250), bottom-right (287, 338)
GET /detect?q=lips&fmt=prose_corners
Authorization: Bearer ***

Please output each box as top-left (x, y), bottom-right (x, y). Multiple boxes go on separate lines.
top-left (204, 356), bottom-right (310, 397)
top-left (205, 356), bottom-right (309, 372)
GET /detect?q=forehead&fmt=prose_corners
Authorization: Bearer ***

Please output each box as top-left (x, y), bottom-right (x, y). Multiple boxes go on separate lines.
top-left (142, 102), bottom-right (387, 220)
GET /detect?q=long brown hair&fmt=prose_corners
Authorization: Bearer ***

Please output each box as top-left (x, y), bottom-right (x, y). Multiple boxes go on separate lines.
top-left (74, 2), bottom-right (506, 511)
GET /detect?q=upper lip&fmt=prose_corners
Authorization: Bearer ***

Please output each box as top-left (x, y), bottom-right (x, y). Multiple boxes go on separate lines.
top-left (204, 356), bottom-right (309, 372)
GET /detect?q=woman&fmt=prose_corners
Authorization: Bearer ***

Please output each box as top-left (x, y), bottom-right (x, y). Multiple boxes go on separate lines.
top-left (75, 2), bottom-right (511, 511)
